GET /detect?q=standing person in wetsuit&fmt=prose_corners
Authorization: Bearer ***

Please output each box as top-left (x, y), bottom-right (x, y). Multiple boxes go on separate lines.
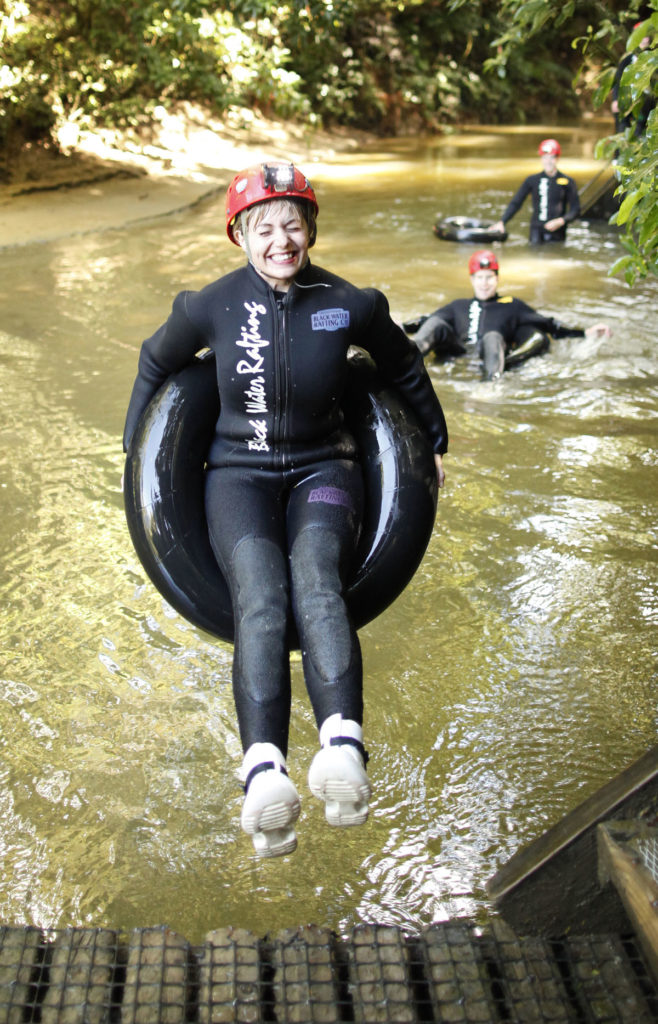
top-left (490, 139), bottom-right (580, 244)
top-left (611, 23), bottom-right (654, 134)
top-left (405, 249), bottom-right (610, 379)
top-left (123, 161), bottom-right (448, 859)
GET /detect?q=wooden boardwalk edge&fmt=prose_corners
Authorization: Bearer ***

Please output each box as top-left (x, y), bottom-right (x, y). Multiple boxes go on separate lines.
top-left (486, 746), bottom-right (658, 906)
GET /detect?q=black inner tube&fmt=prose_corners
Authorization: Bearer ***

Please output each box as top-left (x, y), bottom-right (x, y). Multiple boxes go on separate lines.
top-left (433, 216), bottom-right (508, 243)
top-left (124, 349), bottom-right (438, 644)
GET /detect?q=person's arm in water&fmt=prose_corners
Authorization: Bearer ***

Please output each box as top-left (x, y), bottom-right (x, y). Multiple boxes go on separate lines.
top-left (513, 298), bottom-right (611, 341)
top-left (490, 176), bottom-right (533, 234)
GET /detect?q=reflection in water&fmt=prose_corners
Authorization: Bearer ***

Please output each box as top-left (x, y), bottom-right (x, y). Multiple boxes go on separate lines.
top-left (0, 125), bottom-right (657, 942)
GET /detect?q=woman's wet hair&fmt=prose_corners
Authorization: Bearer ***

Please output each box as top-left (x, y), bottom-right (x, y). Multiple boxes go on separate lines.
top-left (239, 197), bottom-right (317, 247)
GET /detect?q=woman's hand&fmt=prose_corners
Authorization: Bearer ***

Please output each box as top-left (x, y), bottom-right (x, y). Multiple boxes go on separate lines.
top-left (545, 217), bottom-right (565, 232)
top-left (434, 453), bottom-right (445, 489)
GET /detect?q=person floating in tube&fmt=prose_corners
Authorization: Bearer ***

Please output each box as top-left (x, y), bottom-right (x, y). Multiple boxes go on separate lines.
top-left (490, 139), bottom-right (581, 244)
top-left (405, 249), bottom-right (611, 379)
top-left (123, 161), bottom-right (448, 858)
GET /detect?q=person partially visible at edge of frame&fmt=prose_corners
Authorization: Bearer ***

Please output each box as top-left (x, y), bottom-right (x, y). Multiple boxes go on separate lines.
top-left (122, 160), bottom-right (449, 859)
top-left (489, 139), bottom-right (581, 244)
top-left (611, 20), bottom-right (655, 134)
top-left (404, 249), bottom-right (611, 380)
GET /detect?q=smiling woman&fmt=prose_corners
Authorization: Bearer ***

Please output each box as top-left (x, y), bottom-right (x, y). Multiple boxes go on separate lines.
top-left (226, 164), bottom-right (318, 291)
top-left (122, 158), bottom-right (449, 861)
top-left (234, 201), bottom-right (310, 289)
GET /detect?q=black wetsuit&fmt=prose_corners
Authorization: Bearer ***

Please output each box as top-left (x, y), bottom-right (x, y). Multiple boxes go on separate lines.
top-left (613, 52), bottom-right (636, 131)
top-left (501, 170), bottom-right (580, 243)
top-left (612, 50), bottom-right (655, 135)
top-left (408, 293), bottom-right (585, 364)
top-left (124, 260), bottom-right (448, 754)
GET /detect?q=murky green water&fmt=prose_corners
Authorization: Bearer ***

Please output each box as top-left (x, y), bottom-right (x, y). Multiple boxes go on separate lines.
top-left (0, 124), bottom-right (656, 942)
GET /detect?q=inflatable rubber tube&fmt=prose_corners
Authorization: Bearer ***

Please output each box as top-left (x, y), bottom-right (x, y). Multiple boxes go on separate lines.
top-left (504, 330), bottom-right (551, 369)
top-left (433, 216), bottom-right (508, 243)
top-left (124, 349), bottom-right (438, 644)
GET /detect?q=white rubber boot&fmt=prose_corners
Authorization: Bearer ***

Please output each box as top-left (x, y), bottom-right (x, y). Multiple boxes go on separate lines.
top-left (308, 714), bottom-right (371, 826)
top-left (240, 743), bottom-right (300, 857)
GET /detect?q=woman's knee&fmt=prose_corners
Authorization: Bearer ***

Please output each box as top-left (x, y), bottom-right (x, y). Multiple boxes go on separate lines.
top-left (289, 527), bottom-right (356, 680)
top-left (233, 535), bottom-right (289, 627)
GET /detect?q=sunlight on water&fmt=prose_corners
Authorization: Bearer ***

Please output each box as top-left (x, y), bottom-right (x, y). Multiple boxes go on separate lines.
top-left (0, 124), bottom-right (657, 942)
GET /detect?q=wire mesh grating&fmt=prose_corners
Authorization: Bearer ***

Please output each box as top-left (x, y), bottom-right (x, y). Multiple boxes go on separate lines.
top-left (637, 834), bottom-right (658, 884)
top-left (0, 920), bottom-right (657, 1022)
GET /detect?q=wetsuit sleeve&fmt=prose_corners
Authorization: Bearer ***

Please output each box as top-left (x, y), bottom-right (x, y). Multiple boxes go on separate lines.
top-left (613, 53), bottom-right (633, 103)
top-left (545, 318), bottom-right (585, 339)
top-left (513, 299), bottom-right (585, 339)
top-left (563, 177), bottom-right (581, 223)
top-left (123, 290), bottom-right (207, 452)
top-left (501, 176), bottom-right (533, 223)
top-left (360, 290), bottom-right (449, 455)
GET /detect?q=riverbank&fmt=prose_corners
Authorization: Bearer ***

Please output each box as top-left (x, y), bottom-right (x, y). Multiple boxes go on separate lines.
top-left (0, 103), bottom-right (375, 248)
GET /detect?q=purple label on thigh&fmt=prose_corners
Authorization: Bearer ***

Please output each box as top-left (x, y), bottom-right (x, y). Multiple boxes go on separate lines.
top-left (308, 486), bottom-right (354, 511)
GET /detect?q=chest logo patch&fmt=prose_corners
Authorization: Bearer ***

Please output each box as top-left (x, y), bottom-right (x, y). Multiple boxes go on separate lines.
top-left (311, 308), bottom-right (350, 332)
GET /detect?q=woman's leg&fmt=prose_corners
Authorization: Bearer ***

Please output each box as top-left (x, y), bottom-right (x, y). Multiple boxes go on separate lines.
top-left (205, 466), bottom-right (299, 857)
top-left (286, 460), bottom-right (371, 826)
top-left (286, 460), bottom-right (363, 723)
top-left (206, 466), bottom-right (292, 753)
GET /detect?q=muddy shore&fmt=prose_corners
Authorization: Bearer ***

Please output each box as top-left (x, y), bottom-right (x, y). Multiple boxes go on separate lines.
top-left (0, 103), bottom-right (374, 248)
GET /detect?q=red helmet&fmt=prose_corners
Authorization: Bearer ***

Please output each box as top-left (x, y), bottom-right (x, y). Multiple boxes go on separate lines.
top-left (468, 250), bottom-right (499, 275)
top-left (225, 161), bottom-right (318, 244)
top-left (539, 138), bottom-right (561, 156)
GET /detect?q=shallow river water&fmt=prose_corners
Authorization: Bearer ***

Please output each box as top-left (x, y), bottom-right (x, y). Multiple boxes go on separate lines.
top-left (0, 124), bottom-right (656, 943)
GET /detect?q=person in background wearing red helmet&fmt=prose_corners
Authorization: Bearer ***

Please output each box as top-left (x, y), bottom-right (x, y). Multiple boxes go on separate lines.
top-left (123, 160), bottom-right (448, 858)
top-left (405, 249), bottom-right (610, 379)
top-left (490, 139), bottom-right (580, 244)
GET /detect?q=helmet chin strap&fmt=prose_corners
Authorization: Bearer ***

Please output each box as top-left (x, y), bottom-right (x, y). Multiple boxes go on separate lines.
top-left (236, 214), bottom-right (253, 262)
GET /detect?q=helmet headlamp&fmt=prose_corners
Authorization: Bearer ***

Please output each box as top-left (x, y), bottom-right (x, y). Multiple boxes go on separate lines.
top-left (263, 163), bottom-right (296, 193)
top-left (468, 249), bottom-right (499, 275)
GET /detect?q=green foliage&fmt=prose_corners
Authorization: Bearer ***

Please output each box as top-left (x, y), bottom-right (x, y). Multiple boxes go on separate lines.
top-left (2, 0), bottom-right (605, 154)
top-left (596, 35), bottom-right (658, 284)
top-left (0, 0), bottom-right (309, 149)
top-left (266, 0), bottom-right (587, 129)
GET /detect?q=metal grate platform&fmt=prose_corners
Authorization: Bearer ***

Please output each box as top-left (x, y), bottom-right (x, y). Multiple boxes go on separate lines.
top-left (1, 919), bottom-right (657, 1023)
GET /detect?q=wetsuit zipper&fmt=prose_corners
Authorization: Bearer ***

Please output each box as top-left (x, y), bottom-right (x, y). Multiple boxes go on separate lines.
top-left (273, 290), bottom-right (290, 470)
